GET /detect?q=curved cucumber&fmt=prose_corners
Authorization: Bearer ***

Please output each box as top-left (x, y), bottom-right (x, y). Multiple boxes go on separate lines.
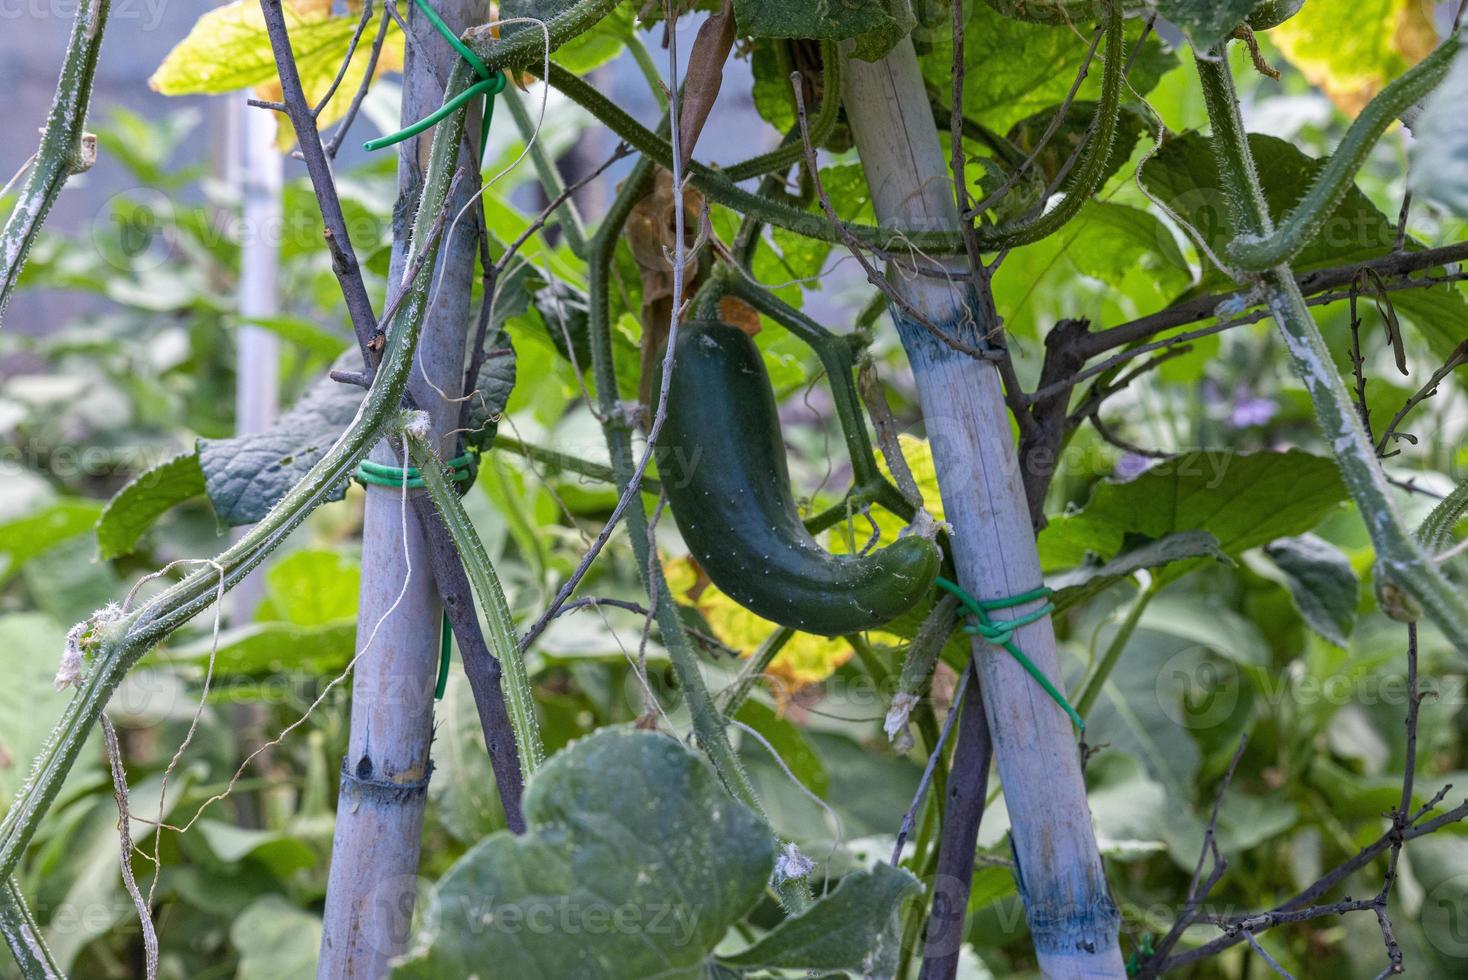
top-left (654, 321), bottom-right (940, 636)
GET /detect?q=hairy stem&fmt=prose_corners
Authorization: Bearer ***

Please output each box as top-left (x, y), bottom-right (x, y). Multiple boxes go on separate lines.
top-left (0, 68), bottom-right (467, 893)
top-left (0, 0), bottom-right (111, 321)
top-left (1195, 46), bottom-right (1468, 652)
top-left (409, 437), bottom-right (545, 775)
top-left (1227, 33), bottom-right (1460, 270)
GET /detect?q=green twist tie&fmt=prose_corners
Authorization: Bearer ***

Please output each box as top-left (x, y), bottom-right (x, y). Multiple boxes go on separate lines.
top-left (436, 612), bottom-right (453, 700)
top-left (353, 452), bottom-right (476, 489)
top-left (1125, 931), bottom-right (1155, 976)
top-left (364, 0), bottom-right (505, 161)
top-left (935, 575), bottom-right (1085, 734)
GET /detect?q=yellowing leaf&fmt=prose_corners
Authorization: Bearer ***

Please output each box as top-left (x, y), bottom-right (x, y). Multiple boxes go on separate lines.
top-left (150, 1), bottom-right (404, 150)
top-left (828, 434), bottom-right (942, 556)
top-left (1271, 0), bottom-right (1437, 115)
top-left (662, 556), bottom-right (853, 693)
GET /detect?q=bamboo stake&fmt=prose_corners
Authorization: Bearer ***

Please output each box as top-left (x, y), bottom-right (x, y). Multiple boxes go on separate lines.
top-left (316, 2), bottom-right (488, 974)
top-left (840, 38), bottom-right (1124, 977)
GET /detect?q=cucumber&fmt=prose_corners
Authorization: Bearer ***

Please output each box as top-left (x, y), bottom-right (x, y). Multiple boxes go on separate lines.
top-left (654, 321), bottom-right (940, 636)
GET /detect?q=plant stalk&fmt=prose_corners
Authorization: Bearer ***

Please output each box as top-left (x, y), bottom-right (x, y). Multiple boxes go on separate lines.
top-left (0, 0), bottom-right (111, 321)
top-left (1194, 46), bottom-right (1468, 654)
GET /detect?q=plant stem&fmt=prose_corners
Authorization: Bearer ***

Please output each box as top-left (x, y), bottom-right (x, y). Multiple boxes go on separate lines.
top-left (1226, 33), bottom-right (1460, 271)
top-left (504, 88), bottom-right (588, 258)
top-left (410, 437), bottom-right (545, 774)
top-left (0, 131), bottom-right (458, 893)
top-left (1194, 46), bottom-right (1468, 653)
top-left (1074, 583), bottom-right (1155, 718)
top-left (0, 880), bottom-right (60, 979)
top-left (0, 0), bottom-right (111, 321)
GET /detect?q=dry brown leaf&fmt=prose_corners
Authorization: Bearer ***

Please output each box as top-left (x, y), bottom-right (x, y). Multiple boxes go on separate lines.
top-left (677, 0), bottom-right (736, 170)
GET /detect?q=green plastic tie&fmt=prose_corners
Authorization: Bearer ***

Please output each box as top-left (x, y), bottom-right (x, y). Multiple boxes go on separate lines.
top-left (353, 452), bottom-right (477, 489)
top-left (1125, 931), bottom-right (1155, 976)
top-left (934, 575), bottom-right (1085, 734)
top-left (435, 611), bottom-right (453, 699)
top-left (364, 0), bottom-right (505, 160)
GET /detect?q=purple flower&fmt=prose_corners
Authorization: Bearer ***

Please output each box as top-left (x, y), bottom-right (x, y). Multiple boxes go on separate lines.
top-left (1229, 386), bottom-right (1278, 428)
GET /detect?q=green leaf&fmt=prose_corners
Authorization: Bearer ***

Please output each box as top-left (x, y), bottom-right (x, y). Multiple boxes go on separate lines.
top-left (733, 0), bottom-right (918, 61)
top-left (392, 728), bottom-right (774, 979)
top-left (231, 896), bottom-right (322, 980)
top-left (1049, 530), bottom-right (1228, 612)
top-left (160, 621), bottom-right (357, 677)
top-left (530, 1), bottom-right (637, 73)
top-left (1061, 199), bottom-right (1192, 297)
top-left (1410, 47), bottom-right (1468, 219)
top-left (96, 452), bottom-right (206, 560)
top-left (981, 0), bottom-right (1149, 26)
top-left (148, 0), bottom-right (405, 149)
top-left (240, 314), bottom-right (353, 360)
top-left (527, 273), bottom-right (592, 368)
top-left (1263, 533), bottom-right (1360, 647)
top-left (258, 550), bottom-right (361, 626)
top-left (150, 1), bottom-right (358, 95)
top-left (734, 698), bottom-right (830, 798)
top-left (718, 863), bottom-right (921, 973)
top-left (1140, 131), bottom-right (1468, 365)
top-left (1040, 450), bottom-right (1347, 580)
top-left (1155, 0), bottom-right (1257, 48)
top-left (926, 5), bottom-right (1174, 132)
top-left (0, 499), bottom-right (104, 583)
top-left (466, 330), bottom-right (518, 452)
top-left (198, 365), bottom-right (362, 526)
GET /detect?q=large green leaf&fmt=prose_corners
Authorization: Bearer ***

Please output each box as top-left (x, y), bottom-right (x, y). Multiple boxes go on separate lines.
top-left (1263, 533), bottom-right (1360, 647)
top-left (1155, 0), bottom-right (1257, 48)
top-left (393, 728), bottom-right (775, 979)
top-left (925, 4), bottom-right (1175, 132)
top-left (1049, 530), bottom-right (1228, 612)
top-left (732, 0), bottom-right (919, 61)
top-left (0, 499), bottom-right (104, 583)
top-left (96, 451), bottom-right (206, 560)
top-left (1040, 450), bottom-right (1347, 578)
top-left (197, 366), bottom-right (362, 526)
top-left (718, 863), bottom-right (920, 974)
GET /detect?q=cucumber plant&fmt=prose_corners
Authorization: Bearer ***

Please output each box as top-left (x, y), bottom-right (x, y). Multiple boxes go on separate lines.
top-left (3, 0), bottom-right (1468, 978)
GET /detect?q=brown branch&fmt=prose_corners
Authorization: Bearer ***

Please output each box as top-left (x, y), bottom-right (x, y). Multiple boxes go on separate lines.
top-left (1027, 262), bottom-right (1468, 409)
top-left (1147, 627), bottom-right (1468, 975)
top-left (323, 7), bottom-right (394, 159)
top-left (312, 0), bottom-right (377, 118)
top-left (1074, 241), bottom-right (1468, 363)
top-left (1376, 340), bottom-right (1468, 456)
top-left (258, 0), bottom-right (380, 373)
top-left (1143, 736), bottom-right (1248, 973)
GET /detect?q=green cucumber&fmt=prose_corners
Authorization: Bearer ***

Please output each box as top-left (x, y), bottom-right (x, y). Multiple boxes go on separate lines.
top-left (654, 321), bottom-right (940, 637)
